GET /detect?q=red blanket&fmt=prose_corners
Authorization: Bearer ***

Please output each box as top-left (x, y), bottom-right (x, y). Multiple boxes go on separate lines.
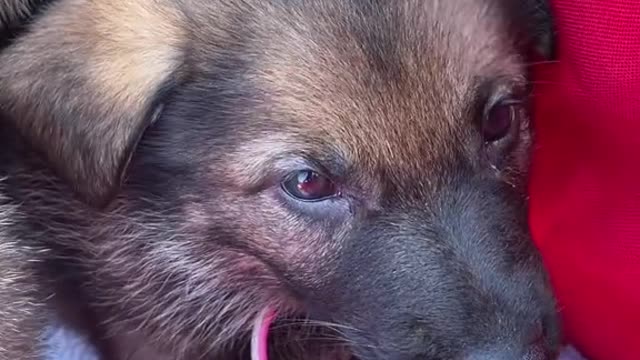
top-left (529, 1), bottom-right (640, 359)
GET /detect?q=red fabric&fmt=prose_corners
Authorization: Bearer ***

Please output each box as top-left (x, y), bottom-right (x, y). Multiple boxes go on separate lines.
top-left (529, 1), bottom-right (640, 360)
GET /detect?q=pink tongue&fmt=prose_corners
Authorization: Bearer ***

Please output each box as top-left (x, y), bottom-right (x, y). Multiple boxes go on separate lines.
top-left (251, 308), bottom-right (277, 360)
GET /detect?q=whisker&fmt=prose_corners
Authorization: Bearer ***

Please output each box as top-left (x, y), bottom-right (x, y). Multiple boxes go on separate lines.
top-left (524, 59), bottom-right (561, 67)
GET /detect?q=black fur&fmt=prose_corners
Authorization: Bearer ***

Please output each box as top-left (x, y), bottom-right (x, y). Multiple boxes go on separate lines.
top-left (0, 0), bottom-right (53, 47)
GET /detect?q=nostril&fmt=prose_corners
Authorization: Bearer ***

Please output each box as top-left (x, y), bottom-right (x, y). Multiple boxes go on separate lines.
top-left (523, 322), bottom-right (552, 360)
top-left (524, 337), bottom-right (551, 360)
top-left (526, 321), bottom-right (545, 346)
top-left (464, 345), bottom-right (550, 360)
top-left (463, 322), bottom-right (556, 360)
top-left (523, 343), bottom-right (551, 360)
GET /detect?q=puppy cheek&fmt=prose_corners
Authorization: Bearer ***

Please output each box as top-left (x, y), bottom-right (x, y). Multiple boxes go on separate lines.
top-left (240, 195), bottom-right (345, 286)
top-left (182, 182), bottom-right (344, 288)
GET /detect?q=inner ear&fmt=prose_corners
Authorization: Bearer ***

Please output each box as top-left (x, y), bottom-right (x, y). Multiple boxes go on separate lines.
top-left (111, 103), bottom-right (167, 204)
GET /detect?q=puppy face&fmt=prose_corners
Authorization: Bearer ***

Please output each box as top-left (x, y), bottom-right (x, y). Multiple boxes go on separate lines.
top-left (0, 0), bottom-right (558, 359)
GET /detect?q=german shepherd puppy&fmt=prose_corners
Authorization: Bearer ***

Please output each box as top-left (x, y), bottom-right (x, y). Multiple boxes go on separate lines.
top-left (0, 0), bottom-right (558, 359)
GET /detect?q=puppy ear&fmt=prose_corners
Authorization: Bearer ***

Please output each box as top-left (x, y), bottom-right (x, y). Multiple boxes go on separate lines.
top-left (509, 0), bottom-right (556, 59)
top-left (525, 0), bottom-right (556, 59)
top-left (0, 0), bottom-right (186, 208)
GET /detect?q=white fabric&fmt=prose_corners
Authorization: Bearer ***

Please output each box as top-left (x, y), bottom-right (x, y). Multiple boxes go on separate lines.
top-left (43, 324), bottom-right (100, 360)
top-left (558, 346), bottom-right (588, 360)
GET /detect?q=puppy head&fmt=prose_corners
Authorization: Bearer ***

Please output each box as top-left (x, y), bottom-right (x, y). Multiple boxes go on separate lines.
top-left (0, 0), bottom-right (558, 359)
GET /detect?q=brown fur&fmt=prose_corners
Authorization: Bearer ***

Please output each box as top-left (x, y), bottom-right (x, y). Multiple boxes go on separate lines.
top-left (0, 0), bottom-right (556, 359)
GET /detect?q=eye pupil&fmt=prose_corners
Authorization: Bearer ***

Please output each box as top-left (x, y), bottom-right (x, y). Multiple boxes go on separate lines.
top-left (283, 170), bottom-right (337, 201)
top-left (297, 171), bottom-right (319, 193)
top-left (483, 102), bottom-right (516, 142)
top-left (297, 170), bottom-right (314, 184)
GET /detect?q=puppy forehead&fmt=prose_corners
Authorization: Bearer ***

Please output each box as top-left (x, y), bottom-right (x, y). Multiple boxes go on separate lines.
top-left (243, 0), bottom-right (522, 167)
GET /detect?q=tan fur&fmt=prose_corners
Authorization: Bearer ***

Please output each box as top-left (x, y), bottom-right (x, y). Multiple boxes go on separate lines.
top-left (82, 0), bottom-right (186, 105)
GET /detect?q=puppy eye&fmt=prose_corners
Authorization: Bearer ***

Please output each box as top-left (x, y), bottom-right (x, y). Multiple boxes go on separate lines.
top-left (281, 170), bottom-right (338, 201)
top-left (482, 100), bottom-right (521, 143)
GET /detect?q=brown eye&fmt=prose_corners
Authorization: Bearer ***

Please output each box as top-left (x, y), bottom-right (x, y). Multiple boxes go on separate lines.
top-left (483, 100), bottom-right (520, 143)
top-left (281, 170), bottom-right (338, 201)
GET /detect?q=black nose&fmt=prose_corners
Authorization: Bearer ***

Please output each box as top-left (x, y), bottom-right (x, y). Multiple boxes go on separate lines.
top-left (523, 340), bottom-right (551, 360)
top-left (463, 346), bottom-right (550, 360)
top-left (462, 326), bottom-right (552, 360)
top-left (462, 340), bottom-right (551, 360)
top-left (523, 322), bottom-right (548, 358)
